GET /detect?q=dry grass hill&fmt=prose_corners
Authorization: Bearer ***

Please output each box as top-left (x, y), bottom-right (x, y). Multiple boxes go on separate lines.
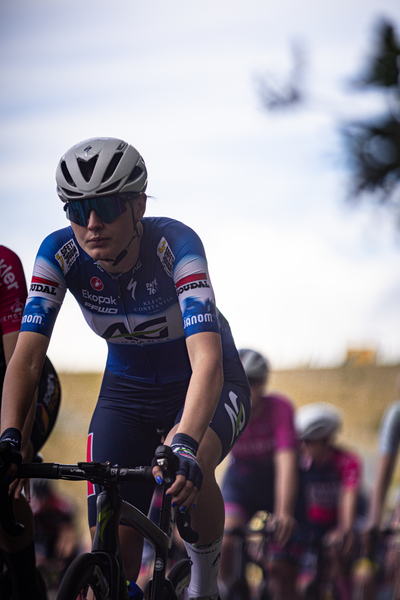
top-left (43, 363), bottom-right (400, 548)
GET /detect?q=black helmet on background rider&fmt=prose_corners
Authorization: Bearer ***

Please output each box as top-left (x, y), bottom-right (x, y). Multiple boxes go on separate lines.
top-left (56, 137), bottom-right (148, 202)
top-left (238, 349), bottom-right (270, 385)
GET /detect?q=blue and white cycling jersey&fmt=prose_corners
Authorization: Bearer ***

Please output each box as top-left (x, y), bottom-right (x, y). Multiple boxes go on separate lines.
top-left (21, 216), bottom-right (240, 386)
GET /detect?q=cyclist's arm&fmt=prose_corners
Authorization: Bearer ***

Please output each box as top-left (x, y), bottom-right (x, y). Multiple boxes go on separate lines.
top-left (338, 485), bottom-right (359, 533)
top-left (366, 453), bottom-right (395, 529)
top-left (177, 330), bottom-right (223, 444)
top-left (273, 447), bottom-right (298, 544)
top-left (158, 330), bottom-right (223, 506)
top-left (2, 330), bottom-right (19, 365)
top-left (1, 331), bottom-right (49, 435)
top-left (365, 402), bottom-right (400, 529)
top-left (2, 329), bottom-right (37, 463)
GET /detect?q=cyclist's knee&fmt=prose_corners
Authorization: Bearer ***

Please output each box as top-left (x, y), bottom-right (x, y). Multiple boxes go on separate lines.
top-left (196, 428), bottom-right (222, 474)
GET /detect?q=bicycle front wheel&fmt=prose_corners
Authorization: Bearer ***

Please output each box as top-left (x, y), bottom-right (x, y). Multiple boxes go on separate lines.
top-left (56, 553), bottom-right (113, 600)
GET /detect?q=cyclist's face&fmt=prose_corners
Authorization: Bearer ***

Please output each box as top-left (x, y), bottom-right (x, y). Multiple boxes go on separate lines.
top-left (249, 381), bottom-right (266, 414)
top-left (301, 438), bottom-right (332, 464)
top-left (70, 195), bottom-right (146, 266)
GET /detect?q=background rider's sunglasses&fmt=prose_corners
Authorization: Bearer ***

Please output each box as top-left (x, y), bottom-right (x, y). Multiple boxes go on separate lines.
top-left (64, 194), bottom-right (140, 226)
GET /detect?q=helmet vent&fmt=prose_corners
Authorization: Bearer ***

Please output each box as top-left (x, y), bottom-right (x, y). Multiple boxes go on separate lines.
top-left (102, 152), bottom-right (123, 183)
top-left (98, 179), bottom-right (122, 194)
top-left (127, 166), bottom-right (143, 184)
top-left (78, 156), bottom-right (99, 182)
top-left (60, 161), bottom-right (76, 187)
top-left (60, 187), bottom-right (82, 198)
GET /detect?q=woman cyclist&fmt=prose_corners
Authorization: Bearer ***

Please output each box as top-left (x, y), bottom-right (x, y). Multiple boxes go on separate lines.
top-left (0, 245), bottom-right (61, 600)
top-left (354, 378), bottom-right (400, 600)
top-left (294, 403), bottom-right (362, 600)
top-left (219, 348), bottom-right (298, 600)
top-left (0, 137), bottom-right (251, 600)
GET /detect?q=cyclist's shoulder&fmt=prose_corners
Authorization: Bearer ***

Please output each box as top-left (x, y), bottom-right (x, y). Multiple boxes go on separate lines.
top-left (39, 226), bottom-right (77, 254)
top-left (0, 244), bottom-right (24, 267)
top-left (381, 399), bottom-right (400, 429)
top-left (332, 445), bottom-right (361, 464)
top-left (265, 390), bottom-right (295, 407)
top-left (143, 216), bottom-right (205, 254)
top-left (37, 227), bottom-right (93, 278)
top-left (0, 245), bottom-right (26, 288)
top-left (331, 446), bottom-right (362, 483)
top-left (263, 392), bottom-right (296, 419)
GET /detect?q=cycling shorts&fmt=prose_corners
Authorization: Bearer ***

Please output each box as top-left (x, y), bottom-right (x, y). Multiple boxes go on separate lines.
top-left (86, 368), bottom-right (251, 528)
top-left (221, 461), bottom-right (275, 521)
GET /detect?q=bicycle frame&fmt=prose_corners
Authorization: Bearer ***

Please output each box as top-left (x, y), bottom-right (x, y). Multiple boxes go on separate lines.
top-left (93, 481), bottom-right (175, 600)
top-left (0, 445), bottom-right (197, 600)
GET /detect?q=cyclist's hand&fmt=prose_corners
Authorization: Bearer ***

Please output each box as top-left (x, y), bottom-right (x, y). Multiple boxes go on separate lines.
top-left (323, 528), bottom-right (356, 558)
top-left (273, 514), bottom-right (297, 546)
top-left (153, 433), bottom-right (203, 512)
top-left (0, 428), bottom-right (22, 487)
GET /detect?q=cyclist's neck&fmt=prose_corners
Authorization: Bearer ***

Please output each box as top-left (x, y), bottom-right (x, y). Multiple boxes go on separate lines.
top-left (98, 222), bottom-right (143, 275)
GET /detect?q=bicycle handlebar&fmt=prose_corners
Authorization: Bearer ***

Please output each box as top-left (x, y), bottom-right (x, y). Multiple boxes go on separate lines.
top-left (0, 444), bottom-right (198, 543)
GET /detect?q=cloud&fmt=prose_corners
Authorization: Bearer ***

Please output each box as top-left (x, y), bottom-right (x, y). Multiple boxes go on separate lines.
top-left (1, 0), bottom-right (399, 370)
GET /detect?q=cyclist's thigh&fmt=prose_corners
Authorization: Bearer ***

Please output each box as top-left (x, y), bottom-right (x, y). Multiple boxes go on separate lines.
top-left (174, 381), bottom-right (251, 464)
top-left (86, 370), bottom-right (192, 526)
top-left (87, 404), bottom-right (162, 526)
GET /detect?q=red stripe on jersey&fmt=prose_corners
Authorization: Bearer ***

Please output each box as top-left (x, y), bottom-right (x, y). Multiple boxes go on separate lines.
top-left (87, 433), bottom-right (95, 497)
top-left (32, 276), bottom-right (59, 288)
top-left (175, 272), bottom-right (207, 289)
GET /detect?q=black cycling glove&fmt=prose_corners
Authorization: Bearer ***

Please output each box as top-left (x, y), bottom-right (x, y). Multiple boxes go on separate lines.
top-left (0, 428), bottom-right (22, 483)
top-left (171, 433), bottom-right (203, 491)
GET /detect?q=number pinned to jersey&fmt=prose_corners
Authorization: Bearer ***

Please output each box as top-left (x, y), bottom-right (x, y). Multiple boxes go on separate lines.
top-left (157, 237), bottom-right (175, 277)
top-left (55, 238), bottom-right (80, 275)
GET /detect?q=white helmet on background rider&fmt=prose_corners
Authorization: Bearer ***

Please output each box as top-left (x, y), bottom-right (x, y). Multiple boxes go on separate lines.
top-left (56, 137), bottom-right (148, 202)
top-left (238, 349), bottom-right (270, 384)
top-left (295, 403), bottom-right (342, 441)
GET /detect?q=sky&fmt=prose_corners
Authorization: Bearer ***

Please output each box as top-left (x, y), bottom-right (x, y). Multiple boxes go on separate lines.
top-left (1, 0), bottom-right (400, 372)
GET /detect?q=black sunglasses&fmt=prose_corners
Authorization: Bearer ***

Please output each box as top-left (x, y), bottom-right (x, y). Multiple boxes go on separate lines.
top-left (64, 193), bottom-right (140, 226)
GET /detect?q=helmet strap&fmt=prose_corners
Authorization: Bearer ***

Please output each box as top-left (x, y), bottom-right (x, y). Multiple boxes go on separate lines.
top-left (102, 201), bottom-right (141, 268)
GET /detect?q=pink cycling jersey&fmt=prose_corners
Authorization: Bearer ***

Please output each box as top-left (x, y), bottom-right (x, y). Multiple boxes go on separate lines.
top-left (0, 245), bottom-right (27, 336)
top-left (230, 392), bottom-right (298, 462)
top-left (299, 446), bottom-right (361, 526)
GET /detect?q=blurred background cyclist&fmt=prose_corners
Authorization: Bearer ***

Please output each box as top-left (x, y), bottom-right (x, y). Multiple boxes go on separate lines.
top-left (293, 402), bottom-right (362, 600)
top-left (30, 478), bottom-right (82, 599)
top-left (218, 349), bottom-right (298, 600)
top-left (0, 245), bottom-right (61, 600)
top-left (353, 373), bottom-right (400, 600)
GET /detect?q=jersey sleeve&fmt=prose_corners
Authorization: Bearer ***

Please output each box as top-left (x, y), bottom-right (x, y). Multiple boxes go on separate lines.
top-left (379, 400), bottom-right (400, 457)
top-left (0, 246), bottom-right (28, 335)
top-left (336, 449), bottom-right (362, 490)
top-left (20, 231), bottom-right (69, 339)
top-left (165, 223), bottom-right (219, 339)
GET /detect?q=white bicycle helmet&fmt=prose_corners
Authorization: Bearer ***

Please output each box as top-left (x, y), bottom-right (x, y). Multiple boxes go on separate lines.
top-left (295, 403), bottom-right (342, 441)
top-left (238, 349), bottom-right (270, 382)
top-left (56, 137), bottom-right (148, 201)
